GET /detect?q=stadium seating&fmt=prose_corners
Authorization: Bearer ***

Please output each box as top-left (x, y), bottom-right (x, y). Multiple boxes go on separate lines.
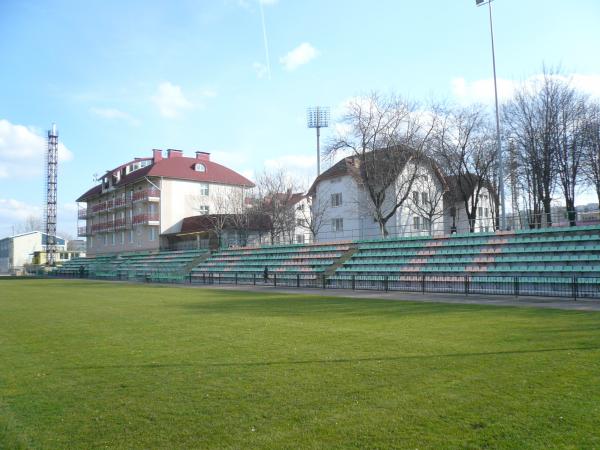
top-left (191, 241), bottom-right (354, 283)
top-left (330, 224), bottom-right (600, 282)
top-left (56, 249), bottom-right (208, 282)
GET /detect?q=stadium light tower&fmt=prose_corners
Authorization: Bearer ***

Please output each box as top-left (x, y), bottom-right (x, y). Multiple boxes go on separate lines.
top-left (307, 106), bottom-right (330, 176)
top-left (476, 0), bottom-right (506, 231)
top-left (45, 123), bottom-right (59, 266)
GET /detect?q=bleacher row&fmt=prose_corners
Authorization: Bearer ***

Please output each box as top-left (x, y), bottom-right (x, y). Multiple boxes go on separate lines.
top-left (56, 224), bottom-right (600, 296)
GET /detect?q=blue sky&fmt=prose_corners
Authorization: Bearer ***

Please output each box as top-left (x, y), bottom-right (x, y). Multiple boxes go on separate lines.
top-left (1, 0), bottom-right (599, 238)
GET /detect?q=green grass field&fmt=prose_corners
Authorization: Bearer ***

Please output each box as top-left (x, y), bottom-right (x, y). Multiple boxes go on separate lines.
top-left (1, 280), bottom-right (600, 449)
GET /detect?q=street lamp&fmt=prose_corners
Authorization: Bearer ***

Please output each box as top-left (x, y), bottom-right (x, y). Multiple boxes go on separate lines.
top-left (476, 0), bottom-right (506, 231)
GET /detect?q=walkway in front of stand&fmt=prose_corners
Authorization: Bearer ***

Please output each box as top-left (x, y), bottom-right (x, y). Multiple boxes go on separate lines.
top-left (188, 282), bottom-right (600, 312)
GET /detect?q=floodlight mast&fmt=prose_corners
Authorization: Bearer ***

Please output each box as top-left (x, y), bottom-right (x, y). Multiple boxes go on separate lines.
top-left (476, 0), bottom-right (506, 231)
top-left (307, 106), bottom-right (330, 176)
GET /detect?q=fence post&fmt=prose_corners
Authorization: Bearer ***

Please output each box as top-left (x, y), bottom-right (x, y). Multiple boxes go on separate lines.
top-left (464, 276), bottom-right (469, 295)
top-left (189, 272), bottom-right (192, 284)
top-left (514, 276), bottom-right (519, 297)
top-left (352, 274), bottom-right (355, 290)
top-left (297, 273), bottom-right (300, 288)
top-left (235, 272), bottom-right (238, 285)
top-left (572, 276), bottom-right (578, 301)
top-left (253, 273), bottom-right (256, 285)
top-left (384, 275), bottom-right (389, 292)
top-left (274, 273), bottom-right (277, 287)
top-left (421, 274), bottom-right (426, 294)
top-left (322, 274), bottom-right (326, 289)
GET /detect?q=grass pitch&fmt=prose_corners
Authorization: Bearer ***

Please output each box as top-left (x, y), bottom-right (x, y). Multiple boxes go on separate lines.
top-left (1, 280), bottom-right (600, 449)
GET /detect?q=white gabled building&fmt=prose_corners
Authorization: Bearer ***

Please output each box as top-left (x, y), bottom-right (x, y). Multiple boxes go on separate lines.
top-left (308, 153), bottom-right (496, 243)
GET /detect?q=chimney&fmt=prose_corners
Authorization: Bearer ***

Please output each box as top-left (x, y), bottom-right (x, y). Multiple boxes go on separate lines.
top-left (152, 149), bottom-right (162, 162)
top-left (167, 149), bottom-right (183, 158)
top-left (195, 151), bottom-right (210, 161)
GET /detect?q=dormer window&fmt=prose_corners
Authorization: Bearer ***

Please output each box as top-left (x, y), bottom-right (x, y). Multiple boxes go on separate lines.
top-left (194, 163), bottom-right (206, 172)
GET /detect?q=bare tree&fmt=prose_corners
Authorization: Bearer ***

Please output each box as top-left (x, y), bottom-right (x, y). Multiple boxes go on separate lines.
top-left (16, 215), bottom-right (43, 234)
top-left (326, 92), bottom-right (435, 237)
top-left (296, 195), bottom-right (328, 242)
top-left (405, 159), bottom-right (448, 236)
top-left (432, 104), bottom-right (496, 232)
top-left (581, 101), bottom-right (600, 205)
top-left (254, 168), bottom-right (299, 244)
top-left (503, 70), bottom-right (567, 227)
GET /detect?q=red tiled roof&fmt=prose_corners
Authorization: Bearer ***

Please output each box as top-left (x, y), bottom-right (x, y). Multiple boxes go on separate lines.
top-left (171, 214), bottom-right (272, 235)
top-left (77, 155), bottom-right (254, 201)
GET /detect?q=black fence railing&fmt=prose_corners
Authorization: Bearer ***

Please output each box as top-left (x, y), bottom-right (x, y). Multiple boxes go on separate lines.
top-left (47, 269), bottom-right (600, 300)
top-left (189, 272), bottom-right (600, 300)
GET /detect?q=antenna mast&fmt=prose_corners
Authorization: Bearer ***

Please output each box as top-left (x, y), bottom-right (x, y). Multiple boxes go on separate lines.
top-left (45, 123), bottom-right (58, 266)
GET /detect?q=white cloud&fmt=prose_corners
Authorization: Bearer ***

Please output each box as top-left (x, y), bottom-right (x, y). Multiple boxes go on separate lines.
top-left (0, 119), bottom-right (73, 179)
top-left (279, 42), bottom-right (319, 71)
top-left (90, 107), bottom-right (141, 126)
top-left (451, 73), bottom-right (600, 104)
top-left (152, 82), bottom-right (194, 118)
top-left (0, 198), bottom-right (42, 223)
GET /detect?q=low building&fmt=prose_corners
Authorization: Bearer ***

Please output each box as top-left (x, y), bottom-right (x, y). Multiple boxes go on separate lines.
top-left (0, 231), bottom-right (69, 274)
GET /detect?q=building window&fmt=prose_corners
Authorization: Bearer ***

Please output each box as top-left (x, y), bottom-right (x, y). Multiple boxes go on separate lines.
top-left (478, 207), bottom-right (483, 217)
top-left (198, 205), bottom-right (209, 215)
top-left (331, 193), bottom-right (342, 207)
top-left (413, 216), bottom-right (421, 230)
top-left (89, 237), bottom-right (93, 248)
top-left (296, 218), bottom-right (305, 226)
top-left (199, 183), bottom-right (209, 196)
top-left (111, 233), bottom-right (115, 245)
top-left (296, 234), bottom-right (305, 244)
top-left (296, 203), bottom-right (304, 211)
top-left (423, 218), bottom-right (431, 231)
top-left (149, 228), bottom-right (156, 241)
top-left (129, 230), bottom-right (134, 243)
top-left (421, 192), bottom-right (428, 205)
top-left (484, 208), bottom-right (489, 218)
top-left (330, 178), bottom-right (341, 184)
top-left (120, 232), bottom-right (125, 244)
top-left (195, 163), bottom-right (206, 172)
top-left (103, 234), bottom-right (108, 246)
top-left (332, 218), bottom-right (343, 232)
top-left (412, 191), bottom-right (419, 205)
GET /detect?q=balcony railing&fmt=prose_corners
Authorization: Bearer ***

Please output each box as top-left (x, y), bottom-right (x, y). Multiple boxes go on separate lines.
top-left (77, 208), bottom-right (90, 220)
top-left (132, 213), bottom-right (160, 226)
top-left (91, 220), bottom-right (116, 233)
top-left (114, 217), bottom-right (131, 230)
top-left (92, 202), bottom-right (107, 213)
top-left (113, 197), bottom-right (127, 209)
top-left (132, 188), bottom-right (160, 203)
top-left (106, 200), bottom-right (114, 211)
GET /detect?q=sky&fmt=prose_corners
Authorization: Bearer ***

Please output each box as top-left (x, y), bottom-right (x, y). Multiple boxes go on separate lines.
top-left (1, 0), bottom-right (600, 239)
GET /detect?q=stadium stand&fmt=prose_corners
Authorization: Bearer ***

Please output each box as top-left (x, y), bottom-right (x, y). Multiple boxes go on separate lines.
top-left (56, 249), bottom-right (208, 283)
top-left (54, 224), bottom-right (600, 298)
top-left (190, 241), bottom-right (354, 286)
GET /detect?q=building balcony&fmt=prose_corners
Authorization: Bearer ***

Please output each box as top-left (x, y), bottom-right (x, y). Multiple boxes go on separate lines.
top-left (113, 197), bottom-right (128, 209)
top-left (114, 217), bottom-right (131, 230)
top-left (106, 200), bottom-right (114, 211)
top-left (77, 226), bottom-right (90, 237)
top-left (77, 208), bottom-right (91, 220)
top-left (132, 188), bottom-right (160, 203)
top-left (91, 220), bottom-right (115, 233)
top-left (132, 213), bottom-right (160, 226)
top-left (92, 202), bottom-right (108, 213)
